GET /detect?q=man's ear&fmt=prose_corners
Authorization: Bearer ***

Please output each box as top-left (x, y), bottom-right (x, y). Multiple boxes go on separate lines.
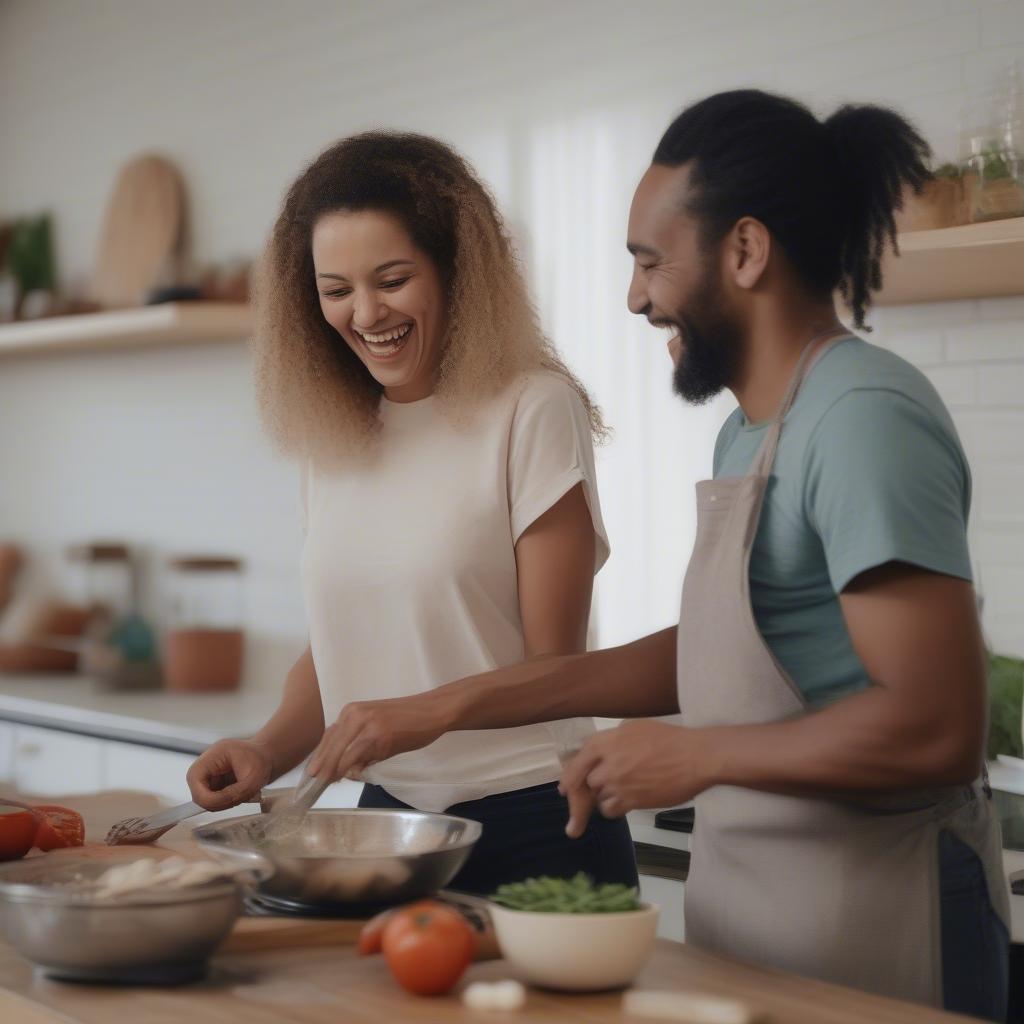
top-left (725, 216), bottom-right (771, 290)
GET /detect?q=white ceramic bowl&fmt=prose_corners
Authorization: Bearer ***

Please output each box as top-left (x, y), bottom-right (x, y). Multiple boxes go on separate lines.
top-left (488, 901), bottom-right (660, 991)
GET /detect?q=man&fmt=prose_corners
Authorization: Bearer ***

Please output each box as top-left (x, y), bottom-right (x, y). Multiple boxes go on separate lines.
top-left (306, 91), bottom-right (1008, 1019)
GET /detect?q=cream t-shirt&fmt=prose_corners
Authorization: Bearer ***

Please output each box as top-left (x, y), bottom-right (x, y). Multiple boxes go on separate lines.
top-left (300, 371), bottom-right (609, 812)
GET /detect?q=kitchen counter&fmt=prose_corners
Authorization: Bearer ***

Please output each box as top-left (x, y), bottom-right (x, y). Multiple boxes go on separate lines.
top-left (0, 792), bottom-right (980, 1024)
top-left (0, 677), bottom-right (685, 854)
top-left (0, 674), bottom-right (278, 753)
top-left (6, 677), bottom-right (1024, 946)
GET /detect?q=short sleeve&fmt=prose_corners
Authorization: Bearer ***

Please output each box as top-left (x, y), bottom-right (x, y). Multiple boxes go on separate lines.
top-left (507, 374), bottom-right (610, 573)
top-left (803, 389), bottom-right (972, 593)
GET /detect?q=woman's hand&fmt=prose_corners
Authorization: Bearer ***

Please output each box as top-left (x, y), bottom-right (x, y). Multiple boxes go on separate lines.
top-left (307, 696), bottom-right (451, 783)
top-left (186, 738), bottom-right (274, 811)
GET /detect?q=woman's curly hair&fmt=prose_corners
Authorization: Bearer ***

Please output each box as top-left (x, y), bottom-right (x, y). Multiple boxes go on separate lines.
top-left (253, 131), bottom-right (605, 464)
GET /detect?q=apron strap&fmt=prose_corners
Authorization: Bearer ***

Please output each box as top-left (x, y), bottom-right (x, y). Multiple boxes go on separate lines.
top-left (750, 328), bottom-right (852, 478)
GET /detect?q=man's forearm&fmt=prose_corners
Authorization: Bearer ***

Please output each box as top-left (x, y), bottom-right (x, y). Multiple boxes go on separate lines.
top-left (431, 626), bottom-right (679, 731)
top-left (252, 648), bottom-right (326, 780)
top-left (703, 682), bottom-right (983, 797)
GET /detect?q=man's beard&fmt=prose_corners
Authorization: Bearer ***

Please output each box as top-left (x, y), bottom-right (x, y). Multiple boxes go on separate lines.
top-left (671, 265), bottom-right (743, 405)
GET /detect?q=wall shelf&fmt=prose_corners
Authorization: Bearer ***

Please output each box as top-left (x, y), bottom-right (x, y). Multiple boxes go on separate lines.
top-left (0, 302), bottom-right (253, 356)
top-left (877, 217), bottom-right (1024, 306)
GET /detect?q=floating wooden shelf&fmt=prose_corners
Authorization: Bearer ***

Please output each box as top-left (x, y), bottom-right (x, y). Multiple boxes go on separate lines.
top-left (0, 302), bottom-right (253, 356)
top-left (877, 217), bottom-right (1024, 306)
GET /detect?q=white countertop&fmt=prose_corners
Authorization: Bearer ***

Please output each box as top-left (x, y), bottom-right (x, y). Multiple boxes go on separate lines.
top-left (0, 673), bottom-right (279, 753)
top-left (0, 673), bottom-right (692, 858)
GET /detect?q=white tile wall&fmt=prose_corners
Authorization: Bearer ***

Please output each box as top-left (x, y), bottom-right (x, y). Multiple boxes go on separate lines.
top-left (870, 299), bottom-right (1024, 655)
top-left (0, 0), bottom-right (1022, 672)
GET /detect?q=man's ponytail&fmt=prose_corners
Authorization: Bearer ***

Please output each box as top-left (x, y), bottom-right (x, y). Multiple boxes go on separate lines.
top-left (824, 105), bottom-right (931, 327)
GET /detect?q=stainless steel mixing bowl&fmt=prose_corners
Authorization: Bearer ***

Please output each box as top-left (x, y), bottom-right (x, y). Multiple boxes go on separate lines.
top-left (0, 852), bottom-right (267, 984)
top-left (193, 808), bottom-right (482, 910)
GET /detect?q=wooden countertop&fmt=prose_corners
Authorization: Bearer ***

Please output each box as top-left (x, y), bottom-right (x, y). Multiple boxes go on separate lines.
top-left (0, 792), bottom-right (982, 1023)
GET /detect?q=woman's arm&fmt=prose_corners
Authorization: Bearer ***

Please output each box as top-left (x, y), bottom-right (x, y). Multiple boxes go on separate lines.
top-left (186, 645), bottom-right (325, 810)
top-left (515, 482), bottom-right (594, 657)
top-left (251, 646), bottom-right (327, 777)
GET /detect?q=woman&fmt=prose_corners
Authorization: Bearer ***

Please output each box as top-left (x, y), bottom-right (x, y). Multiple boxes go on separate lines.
top-left (186, 132), bottom-right (637, 894)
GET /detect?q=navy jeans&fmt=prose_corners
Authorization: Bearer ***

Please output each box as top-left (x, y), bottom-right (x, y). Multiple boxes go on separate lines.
top-left (939, 829), bottom-right (1009, 1022)
top-left (359, 781), bottom-right (639, 896)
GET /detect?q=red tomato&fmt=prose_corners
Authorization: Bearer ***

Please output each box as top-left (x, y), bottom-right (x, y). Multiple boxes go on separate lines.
top-left (358, 908), bottom-right (395, 956)
top-left (0, 810), bottom-right (37, 861)
top-left (32, 805), bottom-right (85, 851)
top-left (382, 900), bottom-right (476, 996)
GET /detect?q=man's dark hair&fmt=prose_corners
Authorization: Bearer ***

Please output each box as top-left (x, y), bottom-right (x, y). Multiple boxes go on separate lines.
top-left (653, 90), bottom-right (931, 328)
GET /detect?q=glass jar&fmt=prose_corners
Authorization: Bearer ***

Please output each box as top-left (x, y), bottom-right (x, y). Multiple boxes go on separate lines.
top-left (962, 133), bottom-right (1024, 222)
top-left (67, 543), bottom-right (133, 623)
top-left (163, 556), bottom-right (244, 692)
top-left (66, 542), bottom-right (159, 689)
top-left (958, 65), bottom-right (1024, 223)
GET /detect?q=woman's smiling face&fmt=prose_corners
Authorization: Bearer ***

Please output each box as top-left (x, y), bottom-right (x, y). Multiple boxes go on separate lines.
top-left (313, 209), bottom-right (448, 403)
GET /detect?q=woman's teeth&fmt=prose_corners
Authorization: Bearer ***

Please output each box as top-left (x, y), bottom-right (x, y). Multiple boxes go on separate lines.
top-left (357, 322), bottom-right (412, 358)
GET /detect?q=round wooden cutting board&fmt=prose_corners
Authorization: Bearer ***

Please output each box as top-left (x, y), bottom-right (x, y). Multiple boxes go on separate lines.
top-left (91, 154), bottom-right (186, 308)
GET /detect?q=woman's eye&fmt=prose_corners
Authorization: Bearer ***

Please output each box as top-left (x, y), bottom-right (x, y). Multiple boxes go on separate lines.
top-left (380, 277), bottom-right (409, 290)
top-left (324, 288), bottom-right (351, 299)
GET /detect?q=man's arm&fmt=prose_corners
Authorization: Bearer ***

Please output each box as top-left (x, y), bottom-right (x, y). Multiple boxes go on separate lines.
top-left (447, 624), bottom-right (679, 727)
top-left (710, 562), bottom-right (985, 793)
top-left (563, 563), bottom-right (985, 833)
top-left (306, 625), bottom-right (679, 782)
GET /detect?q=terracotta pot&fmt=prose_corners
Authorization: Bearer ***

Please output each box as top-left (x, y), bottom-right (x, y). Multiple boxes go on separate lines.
top-left (895, 177), bottom-right (964, 232)
top-left (163, 628), bottom-right (243, 692)
top-left (0, 601), bottom-right (91, 673)
top-left (0, 544), bottom-right (22, 614)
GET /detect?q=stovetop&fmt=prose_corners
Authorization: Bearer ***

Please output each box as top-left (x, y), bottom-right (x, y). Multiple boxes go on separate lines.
top-left (244, 892), bottom-right (396, 918)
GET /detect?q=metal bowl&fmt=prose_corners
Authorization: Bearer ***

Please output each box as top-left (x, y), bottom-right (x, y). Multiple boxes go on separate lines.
top-left (193, 808), bottom-right (481, 910)
top-left (0, 852), bottom-right (266, 984)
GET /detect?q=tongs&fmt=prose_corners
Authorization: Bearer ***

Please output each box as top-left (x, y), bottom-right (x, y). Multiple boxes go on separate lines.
top-left (255, 770), bottom-right (331, 843)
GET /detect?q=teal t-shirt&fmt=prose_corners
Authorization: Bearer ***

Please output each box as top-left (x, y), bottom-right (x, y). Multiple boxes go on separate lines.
top-left (713, 336), bottom-right (972, 707)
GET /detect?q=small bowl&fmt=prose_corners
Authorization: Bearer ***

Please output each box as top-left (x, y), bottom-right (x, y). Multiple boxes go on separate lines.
top-left (488, 901), bottom-right (660, 991)
top-left (0, 850), bottom-right (267, 984)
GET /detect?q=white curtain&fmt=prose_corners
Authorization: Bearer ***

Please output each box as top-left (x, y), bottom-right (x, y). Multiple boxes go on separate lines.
top-left (513, 106), bottom-right (735, 649)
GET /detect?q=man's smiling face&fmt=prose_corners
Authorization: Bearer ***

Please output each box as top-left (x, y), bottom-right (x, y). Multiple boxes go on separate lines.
top-left (626, 163), bottom-right (744, 405)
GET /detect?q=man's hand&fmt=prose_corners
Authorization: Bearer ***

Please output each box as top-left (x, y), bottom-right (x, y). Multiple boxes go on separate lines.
top-left (558, 720), bottom-right (712, 838)
top-left (306, 695), bottom-right (452, 783)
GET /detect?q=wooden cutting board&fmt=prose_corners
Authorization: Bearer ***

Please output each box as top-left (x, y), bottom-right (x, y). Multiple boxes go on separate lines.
top-left (222, 916), bottom-right (364, 954)
top-left (91, 154), bottom-right (185, 307)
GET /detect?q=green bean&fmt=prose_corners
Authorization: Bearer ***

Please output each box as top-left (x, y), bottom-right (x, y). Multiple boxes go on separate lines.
top-left (490, 873), bottom-right (641, 913)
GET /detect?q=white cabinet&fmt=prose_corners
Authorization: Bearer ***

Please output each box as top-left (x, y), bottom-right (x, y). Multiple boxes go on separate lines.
top-left (0, 721), bottom-right (14, 784)
top-left (639, 873), bottom-right (685, 942)
top-left (12, 725), bottom-right (104, 796)
top-left (1, 723), bottom-right (368, 808)
top-left (103, 742), bottom-right (195, 804)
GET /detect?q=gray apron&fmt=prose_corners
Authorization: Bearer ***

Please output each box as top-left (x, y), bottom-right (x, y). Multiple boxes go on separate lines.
top-left (677, 332), bottom-right (1010, 1006)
